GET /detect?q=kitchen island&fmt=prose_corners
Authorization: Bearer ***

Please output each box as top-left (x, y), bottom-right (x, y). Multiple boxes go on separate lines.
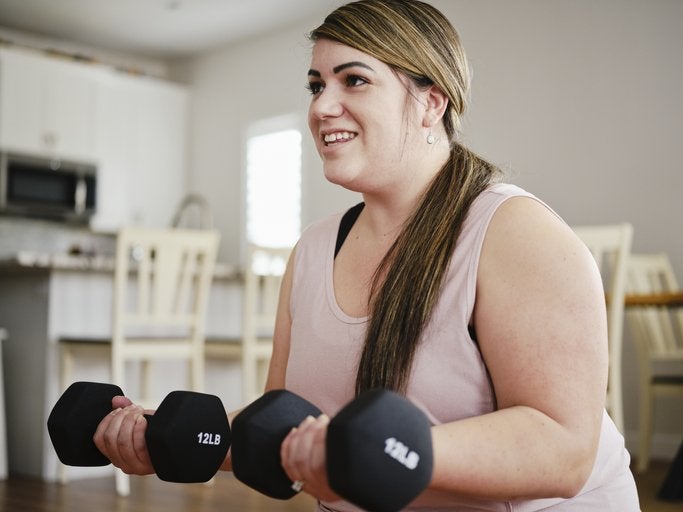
top-left (0, 253), bottom-right (244, 481)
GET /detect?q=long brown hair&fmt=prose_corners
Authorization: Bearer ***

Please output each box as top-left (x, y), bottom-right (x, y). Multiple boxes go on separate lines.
top-left (310, 0), bottom-right (503, 395)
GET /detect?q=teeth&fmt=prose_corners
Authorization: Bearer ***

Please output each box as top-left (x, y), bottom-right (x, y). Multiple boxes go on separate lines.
top-left (324, 132), bottom-right (356, 143)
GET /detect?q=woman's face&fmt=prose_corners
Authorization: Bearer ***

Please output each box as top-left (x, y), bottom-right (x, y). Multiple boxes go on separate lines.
top-left (307, 39), bottom-right (427, 195)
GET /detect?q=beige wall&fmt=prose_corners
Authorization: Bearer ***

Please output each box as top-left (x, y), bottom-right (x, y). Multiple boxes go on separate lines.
top-left (182, 0), bottom-right (683, 457)
top-left (438, 0), bottom-right (682, 266)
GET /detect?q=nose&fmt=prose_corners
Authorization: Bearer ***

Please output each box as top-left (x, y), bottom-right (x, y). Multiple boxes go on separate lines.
top-left (309, 87), bottom-right (344, 120)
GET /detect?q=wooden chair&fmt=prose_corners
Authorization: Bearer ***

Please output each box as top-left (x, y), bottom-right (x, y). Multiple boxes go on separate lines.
top-left (59, 226), bottom-right (220, 495)
top-left (624, 253), bottom-right (683, 473)
top-left (573, 223), bottom-right (633, 434)
top-left (205, 244), bottom-right (291, 404)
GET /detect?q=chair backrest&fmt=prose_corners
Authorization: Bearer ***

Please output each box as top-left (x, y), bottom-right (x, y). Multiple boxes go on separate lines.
top-left (243, 244), bottom-right (292, 341)
top-left (625, 253), bottom-right (683, 357)
top-left (111, 227), bottom-right (220, 388)
top-left (573, 223), bottom-right (633, 433)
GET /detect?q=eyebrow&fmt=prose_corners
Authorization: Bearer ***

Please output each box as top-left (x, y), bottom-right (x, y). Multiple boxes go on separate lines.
top-left (308, 61), bottom-right (375, 77)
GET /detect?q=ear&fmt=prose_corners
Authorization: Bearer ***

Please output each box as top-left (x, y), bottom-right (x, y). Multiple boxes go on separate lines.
top-left (422, 85), bottom-right (449, 128)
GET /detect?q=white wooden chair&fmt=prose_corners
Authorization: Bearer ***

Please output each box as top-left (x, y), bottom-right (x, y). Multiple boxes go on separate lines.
top-left (59, 226), bottom-right (220, 495)
top-left (573, 223), bottom-right (633, 434)
top-left (624, 253), bottom-right (683, 473)
top-left (205, 244), bottom-right (291, 404)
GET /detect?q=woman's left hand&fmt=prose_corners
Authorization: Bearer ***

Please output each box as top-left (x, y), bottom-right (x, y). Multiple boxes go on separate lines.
top-left (280, 414), bottom-right (340, 502)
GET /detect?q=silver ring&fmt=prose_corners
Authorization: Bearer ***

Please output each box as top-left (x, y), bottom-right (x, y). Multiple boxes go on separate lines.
top-left (291, 479), bottom-right (304, 492)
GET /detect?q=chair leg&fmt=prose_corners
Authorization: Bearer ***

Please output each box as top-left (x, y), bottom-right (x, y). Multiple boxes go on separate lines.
top-left (609, 365), bottom-right (625, 434)
top-left (190, 352), bottom-right (205, 393)
top-left (115, 468), bottom-right (130, 496)
top-left (58, 345), bottom-right (72, 485)
top-left (242, 349), bottom-right (257, 404)
top-left (110, 354), bottom-right (130, 495)
top-left (637, 385), bottom-right (655, 473)
top-left (242, 360), bottom-right (253, 405)
top-left (141, 360), bottom-right (151, 401)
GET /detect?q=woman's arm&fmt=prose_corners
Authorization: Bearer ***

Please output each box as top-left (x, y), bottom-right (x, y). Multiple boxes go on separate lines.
top-left (429, 196), bottom-right (607, 500)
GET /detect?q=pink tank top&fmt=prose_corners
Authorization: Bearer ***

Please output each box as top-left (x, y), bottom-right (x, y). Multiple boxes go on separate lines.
top-left (286, 183), bottom-right (638, 511)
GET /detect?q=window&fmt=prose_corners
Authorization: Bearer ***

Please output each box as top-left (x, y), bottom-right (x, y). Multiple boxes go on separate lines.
top-left (245, 115), bottom-right (302, 248)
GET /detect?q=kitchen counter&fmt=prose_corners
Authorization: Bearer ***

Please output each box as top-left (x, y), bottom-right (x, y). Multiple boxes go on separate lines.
top-left (1, 251), bottom-right (116, 272)
top-left (0, 250), bottom-right (241, 279)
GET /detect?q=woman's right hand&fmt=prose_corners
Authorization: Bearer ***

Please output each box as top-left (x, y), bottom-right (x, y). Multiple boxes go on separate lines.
top-left (280, 414), bottom-right (340, 502)
top-left (93, 396), bottom-right (155, 475)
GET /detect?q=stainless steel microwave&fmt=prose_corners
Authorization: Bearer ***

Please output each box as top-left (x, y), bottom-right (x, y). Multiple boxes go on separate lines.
top-left (0, 152), bottom-right (96, 223)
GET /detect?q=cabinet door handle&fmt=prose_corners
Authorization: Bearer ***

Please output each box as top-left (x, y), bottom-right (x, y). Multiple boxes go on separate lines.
top-left (74, 177), bottom-right (86, 214)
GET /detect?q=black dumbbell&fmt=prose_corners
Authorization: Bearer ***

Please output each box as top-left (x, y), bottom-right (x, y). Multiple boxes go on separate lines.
top-left (47, 381), bottom-right (230, 483)
top-left (230, 389), bottom-right (323, 499)
top-left (231, 388), bottom-right (432, 512)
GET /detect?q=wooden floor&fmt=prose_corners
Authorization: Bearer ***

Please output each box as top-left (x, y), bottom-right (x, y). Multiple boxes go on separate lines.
top-left (634, 460), bottom-right (682, 512)
top-left (0, 460), bottom-right (678, 511)
top-left (0, 472), bottom-right (316, 512)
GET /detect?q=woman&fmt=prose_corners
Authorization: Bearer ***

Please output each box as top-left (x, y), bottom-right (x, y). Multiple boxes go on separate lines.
top-left (95, 1), bottom-right (639, 510)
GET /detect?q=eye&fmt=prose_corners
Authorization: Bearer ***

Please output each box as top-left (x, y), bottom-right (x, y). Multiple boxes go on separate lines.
top-left (345, 74), bottom-right (368, 88)
top-left (305, 81), bottom-right (324, 95)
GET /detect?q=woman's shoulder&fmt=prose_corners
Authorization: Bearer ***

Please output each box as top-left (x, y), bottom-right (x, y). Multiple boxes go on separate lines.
top-left (474, 183), bottom-right (565, 230)
top-left (296, 205), bottom-right (359, 256)
top-left (481, 187), bottom-right (591, 284)
top-left (300, 208), bottom-right (347, 238)
top-left (478, 182), bottom-right (536, 204)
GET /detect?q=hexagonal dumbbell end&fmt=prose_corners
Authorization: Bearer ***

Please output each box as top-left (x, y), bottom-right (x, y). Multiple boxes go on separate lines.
top-left (326, 388), bottom-right (434, 512)
top-left (145, 390), bottom-right (231, 483)
top-left (231, 389), bottom-right (322, 499)
top-left (47, 381), bottom-right (124, 466)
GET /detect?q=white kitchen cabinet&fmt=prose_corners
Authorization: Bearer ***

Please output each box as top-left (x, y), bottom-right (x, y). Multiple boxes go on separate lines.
top-left (0, 48), bottom-right (100, 162)
top-left (0, 46), bottom-right (189, 232)
top-left (89, 73), bottom-right (137, 231)
top-left (90, 72), bottom-right (189, 232)
top-left (130, 77), bottom-right (188, 228)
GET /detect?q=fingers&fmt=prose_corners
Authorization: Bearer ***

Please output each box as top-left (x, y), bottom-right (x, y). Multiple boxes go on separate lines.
top-left (281, 414), bottom-right (338, 501)
top-left (309, 415), bottom-right (330, 481)
top-left (282, 415), bottom-right (317, 477)
top-left (132, 415), bottom-right (151, 466)
top-left (111, 410), bottom-right (149, 472)
top-left (112, 395), bottom-right (133, 409)
top-left (93, 405), bottom-right (154, 475)
top-left (94, 405), bottom-right (137, 468)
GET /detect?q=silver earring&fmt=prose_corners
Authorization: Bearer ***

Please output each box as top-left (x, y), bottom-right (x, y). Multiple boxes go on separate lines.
top-left (427, 130), bottom-right (435, 144)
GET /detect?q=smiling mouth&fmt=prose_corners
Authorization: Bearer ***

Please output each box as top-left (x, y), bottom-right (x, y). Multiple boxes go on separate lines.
top-left (323, 131), bottom-right (357, 146)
